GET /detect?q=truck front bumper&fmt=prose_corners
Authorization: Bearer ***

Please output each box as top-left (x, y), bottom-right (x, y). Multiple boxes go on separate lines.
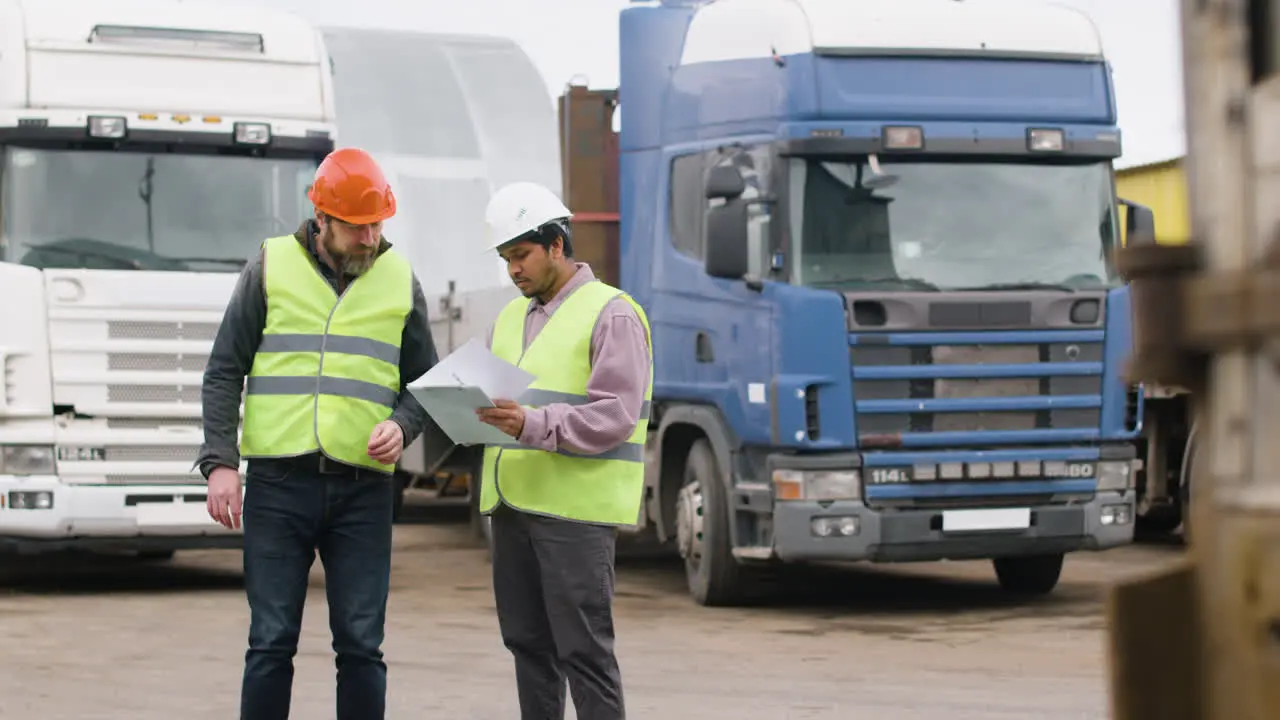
top-left (0, 474), bottom-right (241, 553)
top-left (772, 491), bottom-right (1134, 563)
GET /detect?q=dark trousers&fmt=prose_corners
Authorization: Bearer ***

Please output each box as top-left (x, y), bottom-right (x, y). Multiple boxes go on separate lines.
top-left (490, 504), bottom-right (625, 720)
top-left (239, 456), bottom-right (395, 720)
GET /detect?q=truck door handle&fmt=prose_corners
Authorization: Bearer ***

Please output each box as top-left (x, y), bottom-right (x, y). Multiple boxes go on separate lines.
top-left (696, 332), bottom-right (714, 363)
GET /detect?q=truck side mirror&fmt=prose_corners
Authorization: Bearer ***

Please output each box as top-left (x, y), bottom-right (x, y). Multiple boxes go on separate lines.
top-left (705, 164), bottom-right (746, 200)
top-left (705, 198), bottom-right (749, 279)
top-left (1119, 199), bottom-right (1157, 247)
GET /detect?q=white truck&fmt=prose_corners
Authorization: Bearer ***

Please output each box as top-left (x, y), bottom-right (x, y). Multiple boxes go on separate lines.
top-left (0, 0), bottom-right (564, 557)
top-left (0, 0), bottom-right (339, 556)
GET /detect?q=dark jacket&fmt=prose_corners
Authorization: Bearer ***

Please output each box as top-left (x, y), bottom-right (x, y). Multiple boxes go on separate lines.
top-left (195, 219), bottom-right (439, 478)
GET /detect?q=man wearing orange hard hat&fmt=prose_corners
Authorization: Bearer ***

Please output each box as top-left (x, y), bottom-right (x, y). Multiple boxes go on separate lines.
top-left (196, 147), bottom-right (440, 720)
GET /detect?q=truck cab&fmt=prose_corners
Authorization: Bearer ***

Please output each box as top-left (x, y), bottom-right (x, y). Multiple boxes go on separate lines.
top-left (565, 0), bottom-right (1148, 605)
top-left (0, 0), bottom-right (335, 554)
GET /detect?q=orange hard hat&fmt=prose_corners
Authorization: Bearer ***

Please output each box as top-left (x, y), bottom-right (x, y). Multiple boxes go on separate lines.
top-left (307, 147), bottom-right (397, 224)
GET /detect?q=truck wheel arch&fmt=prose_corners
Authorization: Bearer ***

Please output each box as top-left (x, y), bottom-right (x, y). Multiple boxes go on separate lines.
top-left (653, 404), bottom-right (736, 543)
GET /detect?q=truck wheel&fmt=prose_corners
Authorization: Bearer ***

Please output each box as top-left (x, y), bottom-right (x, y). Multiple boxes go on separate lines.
top-left (676, 438), bottom-right (751, 606)
top-left (1136, 508), bottom-right (1182, 537)
top-left (993, 553), bottom-right (1064, 596)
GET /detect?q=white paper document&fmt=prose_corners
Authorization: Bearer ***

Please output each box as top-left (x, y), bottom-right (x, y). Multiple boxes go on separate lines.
top-left (408, 338), bottom-right (536, 446)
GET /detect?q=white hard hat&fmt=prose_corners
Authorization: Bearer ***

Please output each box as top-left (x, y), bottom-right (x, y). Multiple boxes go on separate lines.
top-left (483, 182), bottom-right (573, 252)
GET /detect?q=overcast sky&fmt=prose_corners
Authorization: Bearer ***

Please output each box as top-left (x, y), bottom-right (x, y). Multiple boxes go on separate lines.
top-left (237, 0), bottom-right (1187, 168)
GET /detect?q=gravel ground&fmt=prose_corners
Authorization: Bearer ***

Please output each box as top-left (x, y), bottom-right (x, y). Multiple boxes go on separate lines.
top-left (0, 506), bottom-right (1181, 719)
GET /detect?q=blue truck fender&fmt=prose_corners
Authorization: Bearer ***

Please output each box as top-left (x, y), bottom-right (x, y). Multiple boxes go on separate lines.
top-left (650, 403), bottom-right (739, 544)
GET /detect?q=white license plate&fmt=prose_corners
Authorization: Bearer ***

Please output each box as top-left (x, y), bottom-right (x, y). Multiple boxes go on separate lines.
top-left (941, 507), bottom-right (1032, 532)
top-left (136, 501), bottom-right (216, 527)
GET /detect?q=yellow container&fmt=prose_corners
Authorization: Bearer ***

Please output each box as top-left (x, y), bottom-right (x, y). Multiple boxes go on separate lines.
top-left (1116, 157), bottom-right (1191, 246)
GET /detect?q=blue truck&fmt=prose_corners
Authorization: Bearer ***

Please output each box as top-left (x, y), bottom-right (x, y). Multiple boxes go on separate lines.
top-left (550, 0), bottom-right (1152, 606)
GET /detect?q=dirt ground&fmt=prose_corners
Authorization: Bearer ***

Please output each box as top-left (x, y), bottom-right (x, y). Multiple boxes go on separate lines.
top-left (0, 505), bottom-right (1182, 720)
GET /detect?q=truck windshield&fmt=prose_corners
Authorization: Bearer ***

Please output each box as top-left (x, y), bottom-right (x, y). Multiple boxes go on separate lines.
top-left (0, 147), bottom-right (317, 272)
top-left (787, 157), bottom-right (1119, 292)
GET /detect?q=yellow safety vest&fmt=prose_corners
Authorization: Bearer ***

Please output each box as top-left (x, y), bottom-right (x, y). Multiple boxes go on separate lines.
top-left (240, 234), bottom-right (413, 473)
top-left (478, 280), bottom-right (653, 526)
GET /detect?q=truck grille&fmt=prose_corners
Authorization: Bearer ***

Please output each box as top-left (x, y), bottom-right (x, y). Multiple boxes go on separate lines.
top-left (48, 302), bottom-right (229, 487)
top-left (851, 331), bottom-right (1104, 445)
top-left (105, 474), bottom-right (203, 486)
top-left (106, 418), bottom-right (203, 430)
top-left (108, 353), bottom-right (210, 372)
top-left (102, 445), bottom-right (204, 462)
top-left (107, 384), bottom-right (204, 404)
top-left (107, 321), bottom-right (219, 341)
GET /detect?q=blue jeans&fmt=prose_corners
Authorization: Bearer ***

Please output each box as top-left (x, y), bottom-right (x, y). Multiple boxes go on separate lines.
top-left (238, 455), bottom-right (395, 720)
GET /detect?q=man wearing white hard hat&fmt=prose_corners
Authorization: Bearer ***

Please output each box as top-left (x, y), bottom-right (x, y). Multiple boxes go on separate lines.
top-left (472, 181), bottom-right (653, 720)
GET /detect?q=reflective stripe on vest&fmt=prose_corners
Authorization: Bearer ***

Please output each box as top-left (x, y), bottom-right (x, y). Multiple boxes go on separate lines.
top-left (239, 234), bottom-right (412, 473)
top-left (478, 280), bottom-right (654, 526)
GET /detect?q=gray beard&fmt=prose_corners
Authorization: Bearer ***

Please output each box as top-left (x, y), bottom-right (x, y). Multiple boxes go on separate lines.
top-left (335, 252), bottom-right (375, 276)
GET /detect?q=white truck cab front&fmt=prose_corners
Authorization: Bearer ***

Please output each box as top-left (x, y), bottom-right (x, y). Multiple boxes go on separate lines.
top-left (0, 0), bottom-right (337, 554)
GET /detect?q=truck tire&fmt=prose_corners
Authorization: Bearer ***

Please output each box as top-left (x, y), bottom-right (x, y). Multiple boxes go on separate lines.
top-left (1136, 508), bottom-right (1182, 537)
top-left (677, 438), bottom-right (751, 606)
top-left (993, 553), bottom-right (1064, 596)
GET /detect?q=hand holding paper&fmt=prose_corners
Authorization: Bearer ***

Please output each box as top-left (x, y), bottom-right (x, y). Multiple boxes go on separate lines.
top-left (408, 339), bottom-right (535, 446)
top-left (475, 399), bottom-right (526, 439)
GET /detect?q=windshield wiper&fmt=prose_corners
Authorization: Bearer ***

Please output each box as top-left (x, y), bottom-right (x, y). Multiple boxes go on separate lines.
top-left (836, 276), bottom-right (941, 291)
top-left (24, 240), bottom-right (146, 270)
top-left (954, 281), bottom-right (1077, 292)
top-left (163, 256), bottom-right (249, 268)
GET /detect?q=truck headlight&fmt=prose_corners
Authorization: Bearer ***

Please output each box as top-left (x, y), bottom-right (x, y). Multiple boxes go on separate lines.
top-left (772, 469), bottom-right (861, 501)
top-left (0, 446), bottom-right (56, 475)
top-left (1096, 460), bottom-right (1133, 491)
top-left (234, 122), bottom-right (271, 145)
top-left (9, 491), bottom-right (54, 510)
top-left (87, 115), bottom-right (127, 139)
